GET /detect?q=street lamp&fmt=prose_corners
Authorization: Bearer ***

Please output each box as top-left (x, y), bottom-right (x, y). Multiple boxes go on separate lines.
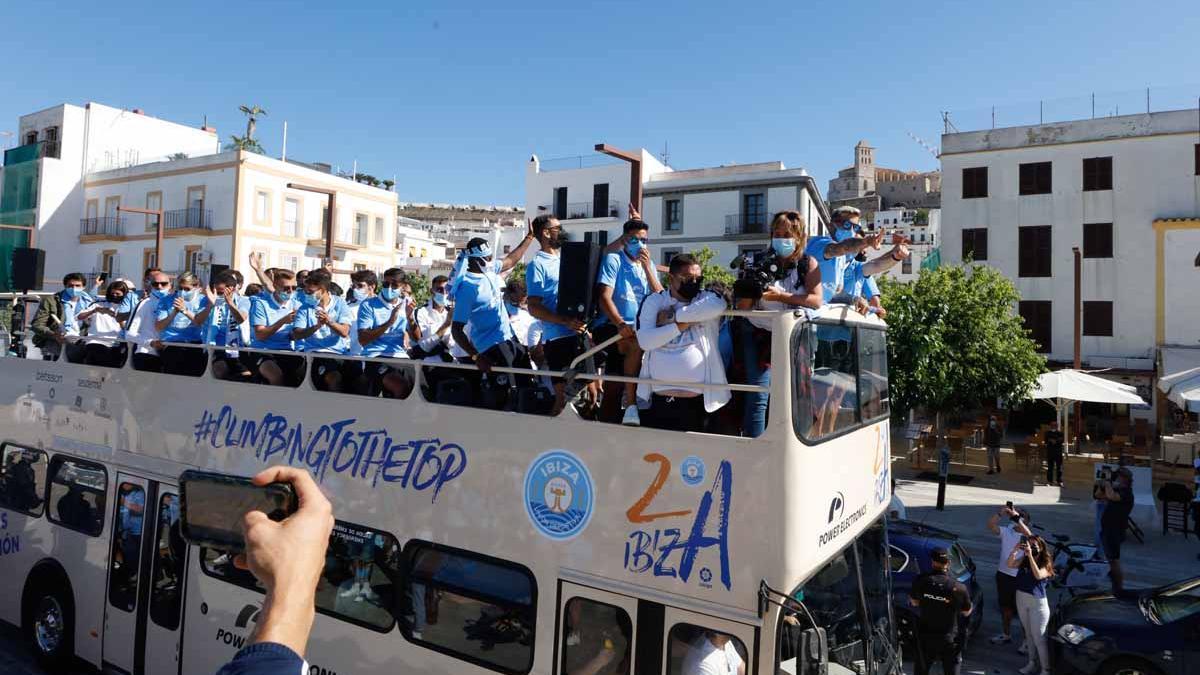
top-left (287, 183), bottom-right (337, 264)
top-left (595, 143), bottom-right (642, 215)
top-left (117, 205), bottom-right (165, 268)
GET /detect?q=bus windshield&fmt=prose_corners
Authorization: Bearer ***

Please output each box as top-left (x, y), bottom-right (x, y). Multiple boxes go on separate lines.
top-left (777, 519), bottom-right (896, 675)
top-left (792, 321), bottom-right (889, 442)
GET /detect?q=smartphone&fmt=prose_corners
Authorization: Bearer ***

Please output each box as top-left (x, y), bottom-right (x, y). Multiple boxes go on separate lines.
top-left (97, 272), bottom-right (107, 284)
top-left (179, 469), bottom-right (297, 552)
top-left (1005, 500), bottom-right (1014, 510)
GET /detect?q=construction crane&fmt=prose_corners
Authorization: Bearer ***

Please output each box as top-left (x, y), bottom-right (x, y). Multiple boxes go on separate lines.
top-left (906, 131), bottom-right (940, 159)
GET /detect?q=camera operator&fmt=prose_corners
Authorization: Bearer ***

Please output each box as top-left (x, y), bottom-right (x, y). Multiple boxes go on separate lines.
top-left (216, 466), bottom-right (334, 675)
top-left (731, 211), bottom-right (821, 438)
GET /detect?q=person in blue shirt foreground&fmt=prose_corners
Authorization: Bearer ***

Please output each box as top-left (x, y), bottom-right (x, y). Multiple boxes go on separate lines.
top-left (356, 267), bottom-right (415, 398)
top-left (215, 466), bottom-right (334, 675)
top-left (154, 271), bottom-right (212, 376)
top-left (525, 215), bottom-right (588, 414)
top-left (245, 270), bottom-right (302, 386)
top-left (452, 237), bottom-right (528, 410)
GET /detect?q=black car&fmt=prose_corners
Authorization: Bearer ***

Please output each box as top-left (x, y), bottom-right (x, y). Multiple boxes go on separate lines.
top-left (1051, 576), bottom-right (1200, 675)
top-left (887, 519), bottom-right (984, 650)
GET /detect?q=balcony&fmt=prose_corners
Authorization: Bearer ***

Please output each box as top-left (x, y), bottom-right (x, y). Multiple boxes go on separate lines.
top-left (80, 217), bottom-right (125, 237)
top-left (539, 200), bottom-right (622, 221)
top-left (724, 213), bottom-right (768, 237)
top-left (164, 207), bottom-right (213, 230)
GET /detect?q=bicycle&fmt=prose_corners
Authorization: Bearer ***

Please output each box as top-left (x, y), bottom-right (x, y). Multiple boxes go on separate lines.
top-left (1032, 527), bottom-right (1110, 601)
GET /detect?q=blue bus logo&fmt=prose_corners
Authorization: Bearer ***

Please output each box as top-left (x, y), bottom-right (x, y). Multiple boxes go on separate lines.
top-left (680, 456), bottom-right (705, 486)
top-left (524, 450), bottom-right (595, 541)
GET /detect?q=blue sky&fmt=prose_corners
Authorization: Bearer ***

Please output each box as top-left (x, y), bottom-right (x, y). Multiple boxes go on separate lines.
top-left (4, 1), bottom-right (1199, 205)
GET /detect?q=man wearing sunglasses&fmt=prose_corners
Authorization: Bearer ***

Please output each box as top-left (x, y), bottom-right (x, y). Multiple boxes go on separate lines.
top-left (127, 270), bottom-right (172, 372)
top-left (245, 269), bottom-right (303, 386)
top-left (594, 218), bottom-right (662, 426)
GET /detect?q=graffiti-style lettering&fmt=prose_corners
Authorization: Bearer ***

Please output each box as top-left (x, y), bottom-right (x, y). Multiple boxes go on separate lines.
top-left (192, 407), bottom-right (467, 501)
top-left (624, 460), bottom-right (732, 590)
top-left (626, 453), bottom-right (692, 523)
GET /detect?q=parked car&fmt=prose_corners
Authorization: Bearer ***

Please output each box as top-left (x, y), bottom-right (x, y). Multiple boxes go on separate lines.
top-left (1051, 575), bottom-right (1200, 675)
top-left (888, 519), bottom-right (984, 652)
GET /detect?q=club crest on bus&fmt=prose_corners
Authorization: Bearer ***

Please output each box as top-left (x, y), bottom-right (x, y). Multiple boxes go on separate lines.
top-left (679, 455), bottom-right (705, 486)
top-left (524, 450), bottom-right (595, 540)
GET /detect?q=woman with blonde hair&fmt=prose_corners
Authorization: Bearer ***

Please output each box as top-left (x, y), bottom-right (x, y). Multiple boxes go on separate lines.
top-left (1007, 534), bottom-right (1055, 675)
top-left (732, 210), bottom-right (822, 437)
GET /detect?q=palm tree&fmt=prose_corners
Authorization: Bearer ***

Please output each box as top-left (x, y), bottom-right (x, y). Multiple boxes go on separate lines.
top-left (238, 104), bottom-right (267, 141)
top-left (225, 134), bottom-right (265, 154)
top-left (382, 179), bottom-right (395, 191)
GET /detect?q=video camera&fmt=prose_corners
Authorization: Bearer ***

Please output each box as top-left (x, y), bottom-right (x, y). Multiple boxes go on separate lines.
top-left (730, 248), bottom-right (790, 301)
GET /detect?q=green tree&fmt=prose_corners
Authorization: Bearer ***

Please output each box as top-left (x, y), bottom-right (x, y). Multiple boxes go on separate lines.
top-left (506, 261), bottom-right (527, 287)
top-left (225, 135), bottom-right (265, 154)
top-left (405, 271), bottom-right (430, 307)
top-left (688, 245), bottom-right (736, 290)
top-left (238, 104), bottom-right (267, 140)
top-left (878, 263), bottom-right (1044, 426)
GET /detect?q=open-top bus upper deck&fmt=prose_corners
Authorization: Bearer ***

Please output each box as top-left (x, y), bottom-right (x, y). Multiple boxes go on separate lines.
top-left (0, 303), bottom-right (894, 675)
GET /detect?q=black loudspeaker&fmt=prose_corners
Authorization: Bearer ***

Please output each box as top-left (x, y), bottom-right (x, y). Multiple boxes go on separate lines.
top-left (209, 263), bottom-right (229, 285)
top-left (557, 241), bottom-right (602, 321)
top-left (12, 248), bottom-right (45, 291)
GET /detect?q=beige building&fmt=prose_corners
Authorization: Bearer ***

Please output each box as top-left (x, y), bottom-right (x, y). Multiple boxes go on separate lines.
top-left (826, 140), bottom-right (941, 216)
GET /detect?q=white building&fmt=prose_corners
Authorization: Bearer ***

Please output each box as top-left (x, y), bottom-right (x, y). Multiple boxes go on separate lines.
top-left (525, 151), bottom-right (829, 267)
top-left (869, 208), bottom-right (940, 282)
top-left (0, 102), bottom-right (403, 290)
top-left (940, 108), bottom-right (1200, 424)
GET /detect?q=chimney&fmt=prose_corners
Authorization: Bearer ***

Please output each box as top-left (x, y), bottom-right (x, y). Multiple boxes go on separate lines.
top-left (200, 126), bottom-right (217, 134)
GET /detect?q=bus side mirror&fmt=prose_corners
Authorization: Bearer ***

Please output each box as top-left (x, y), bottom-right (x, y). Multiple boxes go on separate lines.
top-left (798, 627), bottom-right (829, 675)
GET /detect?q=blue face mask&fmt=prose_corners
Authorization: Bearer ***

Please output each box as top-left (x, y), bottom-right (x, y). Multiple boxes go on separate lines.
top-left (624, 238), bottom-right (645, 259)
top-left (833, 221), bottom-right (856, 242)
top-left (276, 291), bottom-right (293, 303)
top-left (181, 289), bottom-right (197, 302)
top-left (433, 292), bottom-right (447, 306)
top-left (771, 237), bottom-right (797, 257)
top-left (379, 287), bottom-right (399, 302)
top-left (351, 287), bottom-right (370, 302)
top-left (64, 287), bottom-right (83, 300)
top-left (300, 292), bottom-right (320, 308)
top-left (151, 288), bottom-right (169, 300)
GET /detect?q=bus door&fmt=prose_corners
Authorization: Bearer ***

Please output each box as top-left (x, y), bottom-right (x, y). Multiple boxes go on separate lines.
top-left (661, 607), bottom-right (756, 675)
top-left (103, 475), bottom-right (187, 675)
top-left (558, 582), bottom-right (639, 675)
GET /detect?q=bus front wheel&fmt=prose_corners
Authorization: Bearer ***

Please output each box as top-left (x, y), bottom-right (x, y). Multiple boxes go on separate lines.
top-left (23, 582), bottom-right (75, 670)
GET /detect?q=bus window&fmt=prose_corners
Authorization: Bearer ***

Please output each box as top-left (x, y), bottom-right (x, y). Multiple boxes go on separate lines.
top-left (858, 328), bottom-right (889, 422)
top-left (202, 520), bottom-right (403, 632)
top-left (149, 493), bottom-right (185, 630)
top-left (561, 597), bottom-right (632, 675)
top-left (0, 445), bottom-right (47, 516)
top-left (46, 456), bottom-right (107, 537)
top-left (109, 482), bottom-right (147, 612)
top-left (666, 623), bottom-right (747, 675)
top-left (403, 541), bottom-right (536, 674)
top-left (320, 522), bottom-right (401, 631)
top-left (796, 544), bottom-right (867, 672)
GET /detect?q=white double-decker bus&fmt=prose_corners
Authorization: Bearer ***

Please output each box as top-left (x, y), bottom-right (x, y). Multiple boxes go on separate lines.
top-left (0, 302), bottom-right (897, 675)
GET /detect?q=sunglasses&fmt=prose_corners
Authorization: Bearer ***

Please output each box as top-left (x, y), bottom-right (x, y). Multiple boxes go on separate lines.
top-left (278, 285), bottom-right (298, 292)
top-left (150, 281), bottom-right (170, 288)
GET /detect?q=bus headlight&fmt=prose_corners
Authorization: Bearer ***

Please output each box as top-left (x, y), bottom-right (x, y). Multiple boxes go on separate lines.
top-left (1056, 624), bottom-right (1094, 645)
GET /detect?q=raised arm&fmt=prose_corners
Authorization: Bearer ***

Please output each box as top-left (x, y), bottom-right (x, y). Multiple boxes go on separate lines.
top-left (862, 234), bottom-right (911, 277)
top-left (821, 230), bottom-right (885, 260)
top-left (499, 223), bottom-right (536, 274)
top-left (248, 252), bottom-right (275, 294)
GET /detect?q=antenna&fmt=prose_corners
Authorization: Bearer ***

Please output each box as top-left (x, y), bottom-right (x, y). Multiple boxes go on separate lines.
top-left (660, 141), bottom-right (670, 166)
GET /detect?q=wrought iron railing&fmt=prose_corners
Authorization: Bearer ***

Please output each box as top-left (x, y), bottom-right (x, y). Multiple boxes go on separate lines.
top-left (80, 217), bottom-right (125, 236)
top-left (164, 207), bottom-right (213, 230)
top-left (724, 213), bottom-right (768, 236)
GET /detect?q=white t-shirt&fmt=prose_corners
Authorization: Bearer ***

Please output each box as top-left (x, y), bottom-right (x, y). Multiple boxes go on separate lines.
top-left (526, 319), bottom-right (545, 349)
top-left (643, 297), bottom-right (706, 395)
top-left (681, 637), bottom-right (744, 675)
top-left (415, 303), bottom-right (466, 360)
top-left (997, 523), bottom-right (1023, 577)
top-left (508, 307), bottom-right (535, 348)
top-left (84, 301), bottom-right (125, 342)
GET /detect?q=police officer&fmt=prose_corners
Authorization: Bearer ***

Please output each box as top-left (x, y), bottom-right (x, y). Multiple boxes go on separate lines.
top-left (908, 547), bottom-right (972, 675)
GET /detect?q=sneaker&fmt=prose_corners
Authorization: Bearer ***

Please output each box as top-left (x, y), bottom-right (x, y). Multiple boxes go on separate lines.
top-left (1018, 643), bottom-right (1028, 656)
top-left (1018, 663), bottom-right (1038, 675)
top-left (988, 634), bottom-right (1012, 645)
top-left (339, 582), bottom-right (360, 598)
top-left (411, 630), bottom-right (423, 640)
top-left (622, 405), bottom-right (641, 426)
top-left (362, 586), bottom-right (380, 602)
top-left (566, 631), bottom-right (581, 647)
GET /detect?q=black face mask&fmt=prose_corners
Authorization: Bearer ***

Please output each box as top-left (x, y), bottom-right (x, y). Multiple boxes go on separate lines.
top-left (677, 279), bottom-right (702, 301)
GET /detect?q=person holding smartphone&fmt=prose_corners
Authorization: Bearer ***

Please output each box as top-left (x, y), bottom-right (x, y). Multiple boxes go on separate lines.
top-left (987, 504), bottom-right (1032, 648)
top-left (1007, 536), bottom-right (1055, 675)
top-left (215, 466), bottom-right (334, 675)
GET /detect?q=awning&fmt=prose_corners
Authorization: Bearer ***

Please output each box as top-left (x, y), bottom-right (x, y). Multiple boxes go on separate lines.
top-left (1030, 369), bottom-right (1146, 405)
top-left (1158, 347), bottom-right (1200, 413)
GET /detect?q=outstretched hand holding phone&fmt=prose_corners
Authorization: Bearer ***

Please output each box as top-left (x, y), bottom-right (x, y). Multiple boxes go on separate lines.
top-left (214, 466), bottom-right (333, 674)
